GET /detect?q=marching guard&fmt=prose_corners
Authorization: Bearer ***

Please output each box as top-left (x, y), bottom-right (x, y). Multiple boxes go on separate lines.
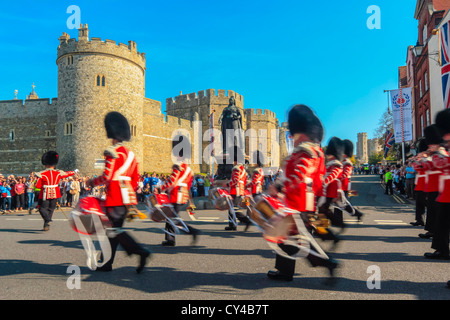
top-left (89, 111), bottom-right (151, 273)
top-left (417, 125), bottom-right (446, 240)
top-left (267, 104), bottom-right (339, 282)
top-left (225, 159), bottom-right (252, 231)
top-left (159, 146), bottom-right (200, 247)
top-left (316, 137), bottom-right (345, 244)
top-left (424, 110), bottom-right (450, 260)
top-left (35, 151), bottom-right (76, 231)
top-left (339, 139), bottom-right (363, 220)
top-left (410, 138), bottom-right (428, 227)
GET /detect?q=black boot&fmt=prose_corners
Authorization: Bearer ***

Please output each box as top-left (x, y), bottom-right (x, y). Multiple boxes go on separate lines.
top-left (136, 249), bottom-right (151, 274)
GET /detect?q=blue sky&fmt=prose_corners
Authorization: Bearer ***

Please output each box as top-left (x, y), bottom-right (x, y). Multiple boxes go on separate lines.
top-left (0, 0), bottom-right (419, 146)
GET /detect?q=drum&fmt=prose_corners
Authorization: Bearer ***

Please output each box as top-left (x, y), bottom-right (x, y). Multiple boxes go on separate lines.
top-left (210, 188), bottom-right (233, 211)
top-left (146, 193), bottom-right (177, 222)
top-left (70, 196), bottom-right (111, 235)
top-left (248, 195), bottom-right (284, 230)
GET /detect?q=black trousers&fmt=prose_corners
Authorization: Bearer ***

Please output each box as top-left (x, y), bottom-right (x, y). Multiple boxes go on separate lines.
top-left (425, 192), bottom-right (439, 234)
top-left (385, 180), bottom-right (393, 195)
top-left (431, 202), bottom-right (450, 256)
top-left (102, 206), bottom-right (147, 268)
top-left (165, 203), bottom-right (198, 243)
top-left (415, 191), bottom-right (426, 223)
top-left (38, 199), bottom-right (57, 225)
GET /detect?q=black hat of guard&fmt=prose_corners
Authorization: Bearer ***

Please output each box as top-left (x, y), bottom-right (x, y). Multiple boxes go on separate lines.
top-left (288, 104), bottom-right (324, 143)
top-left (42, 151), bottom-right (59, 166)
top-left (424, 124), bottom-right (443, 145)
top-left (435, 109), bottom-right (450, 135)
top-left (104, 111), bottom-right (131, 142)
top-left (325, 137), bottom-right (345, 162)
top-left (343, 139), bottom-right (354, 158)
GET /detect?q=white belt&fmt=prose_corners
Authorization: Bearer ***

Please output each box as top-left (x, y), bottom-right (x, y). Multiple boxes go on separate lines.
top-left (43, 185), bottom-right (59, 201)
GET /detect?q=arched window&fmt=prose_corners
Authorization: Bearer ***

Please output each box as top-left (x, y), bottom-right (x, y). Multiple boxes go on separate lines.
top-left (102, 76), bottom-right (106, 87)
top-left (97, 75), bottom-right (101, 86)
top-left (9, 129), bottom-right (15, 141)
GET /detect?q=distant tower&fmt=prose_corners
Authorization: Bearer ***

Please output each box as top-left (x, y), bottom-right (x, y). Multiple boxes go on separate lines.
top-left (56, 25), bottom-right (146, 175)
top-left (357, 132), bottom-right (368, 164)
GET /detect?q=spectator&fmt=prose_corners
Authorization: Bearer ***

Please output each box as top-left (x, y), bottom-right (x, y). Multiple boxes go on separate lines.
top-left (197, 175), bottom-right (205, 197)
top-left (1, 181), bottom-right (12, 213)
top-left (385, 167), bottom-right (394, 195)
top-left (15, 177), bottom-right (25, 211)
top-left (405, 162), bottom-right (416, 200)
top-left (26, 176), bottom-right (35, 214)
top-left (204, 175), bottom-right (211, 197)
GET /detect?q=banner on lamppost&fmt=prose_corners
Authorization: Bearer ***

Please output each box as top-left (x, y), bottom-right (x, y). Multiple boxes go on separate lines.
top-left (390, 88), bottom-right (413, 143)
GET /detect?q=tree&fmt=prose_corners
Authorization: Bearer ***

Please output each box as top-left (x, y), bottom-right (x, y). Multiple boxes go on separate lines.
top-left (368, 152), bottom-right (383, 165)
top-left (374, 109), bottom-right (396, 160)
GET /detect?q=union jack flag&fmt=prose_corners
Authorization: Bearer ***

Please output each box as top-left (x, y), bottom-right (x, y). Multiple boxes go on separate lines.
top-left (384, 130), bottom-right (395, 159)
top-left (440, 21), bottom-right (450, 109)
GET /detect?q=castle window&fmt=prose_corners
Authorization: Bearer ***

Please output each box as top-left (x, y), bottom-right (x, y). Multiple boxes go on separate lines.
top-left (68, 56), bottom-right (74, 65)
top-left (9, 129), bottom-right (15, 142)
top-left (102, 76), bottom-right (106, 87)
top-left (130, 125), bottom-right (137, 136)
top-left (45, 130), bottom-right (51, 137)
top-left (65, 122), bottom-right (73, 136)
top-left (97, 75), bottom-right (101, 86)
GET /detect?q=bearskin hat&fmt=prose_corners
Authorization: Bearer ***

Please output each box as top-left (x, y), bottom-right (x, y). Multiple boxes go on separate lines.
top-left (424, 124), bottom-right (443, 145)
top-left (417, 138), bottom-right (428, 153)
top-left (325, 137), bottom-right (345, 162)
top-left (435, 109), bottom-right (450, 135)
top-left (288, 104), bottom-right (324, 143)
top-left (42, 151), bottom-right (59, 166)
top-left (343, 139), bottom-right (354, 158)
top-left (104, 111), bottom-right (131, 142)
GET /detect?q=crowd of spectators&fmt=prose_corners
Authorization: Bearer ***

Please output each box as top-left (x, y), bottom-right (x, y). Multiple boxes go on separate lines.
top-left (0, 167), bottom-right (283, 214)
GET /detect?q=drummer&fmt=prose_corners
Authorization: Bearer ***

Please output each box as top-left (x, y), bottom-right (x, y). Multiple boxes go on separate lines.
top-left (267, 104), bottom-right (339, 282)
top-left (159, 135), bottom-right (200, 247)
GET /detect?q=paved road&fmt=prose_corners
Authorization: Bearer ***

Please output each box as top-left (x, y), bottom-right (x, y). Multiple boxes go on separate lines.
top-left (0, 175), bottom-right (449, 302)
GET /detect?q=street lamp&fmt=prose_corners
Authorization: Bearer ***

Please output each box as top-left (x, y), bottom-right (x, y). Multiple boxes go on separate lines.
top-left (413, 43), bottom-right (424, 57)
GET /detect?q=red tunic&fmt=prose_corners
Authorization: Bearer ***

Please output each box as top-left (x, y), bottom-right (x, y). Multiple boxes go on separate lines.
top-left (321, 160), bottom-right (343, 199)
top-left (340, 159), bottom-right (353, 192)
top-left (412, 161), bottom-right (426, 192)
top-left (35, 169), bottom-right (75, 200)
top-left (282, 142), bottom-right (325, 213)
top-left (229, 164), bottom-right (247, 196)
top-left (249, 167), bottom-right (264, 195)
top-left (421, 148), bottom-right (448, 193)
top-left (431, 149), bottom-right (450, 203)
top-left (92, 143), bottom-right (139, 207)
top-left (160, 162), bottom-right (193, 205)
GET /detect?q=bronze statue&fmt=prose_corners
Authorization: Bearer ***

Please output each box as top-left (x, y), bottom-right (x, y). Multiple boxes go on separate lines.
top-left (219, 97), bottom-right (243, 156)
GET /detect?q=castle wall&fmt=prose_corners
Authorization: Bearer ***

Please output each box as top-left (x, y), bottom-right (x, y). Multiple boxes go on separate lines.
top-left (0, 99), bottom-right (57, 175)
top-left (143, 100), bottom-right (200, 174)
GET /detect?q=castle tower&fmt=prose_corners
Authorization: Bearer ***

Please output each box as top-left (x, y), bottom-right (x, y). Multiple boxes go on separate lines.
top-left (357, 132), bottom-right (368, 164)
top-left (56, 25), bottom-right (146, 175)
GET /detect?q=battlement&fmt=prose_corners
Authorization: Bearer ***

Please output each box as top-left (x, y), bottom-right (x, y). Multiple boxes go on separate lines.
top-left (57, 25), bottom-right (146, 71)
top-left (244, 108), bottom-right (277, 122)
top-left (0, 98), bottom-right (57, 119)
top-left (166, 89), bottom-right (244, 110)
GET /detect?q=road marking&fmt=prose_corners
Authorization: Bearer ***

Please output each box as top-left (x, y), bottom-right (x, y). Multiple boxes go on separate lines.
top-left (374, 220), bottom-right (407, 225)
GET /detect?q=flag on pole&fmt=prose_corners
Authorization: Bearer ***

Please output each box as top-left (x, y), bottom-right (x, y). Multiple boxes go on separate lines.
top-left (384, 130), bottom-right (395, 159)
top-left (440, 21), bottom-right (450, 109)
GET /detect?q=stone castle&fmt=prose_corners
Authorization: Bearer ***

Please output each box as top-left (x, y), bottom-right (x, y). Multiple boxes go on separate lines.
top-left (0, 25), bottom-right (287, 176)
